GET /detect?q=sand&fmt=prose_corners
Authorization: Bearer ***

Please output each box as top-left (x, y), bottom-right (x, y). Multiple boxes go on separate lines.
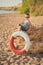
top-left (0, 12), bottom-right (43, 65)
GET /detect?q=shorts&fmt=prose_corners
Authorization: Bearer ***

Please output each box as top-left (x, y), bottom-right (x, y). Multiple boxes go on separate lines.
top-left (21, 22), bottom-right (30, 31)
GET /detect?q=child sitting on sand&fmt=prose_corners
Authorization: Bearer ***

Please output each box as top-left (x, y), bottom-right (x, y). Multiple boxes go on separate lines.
top-left (19, 12), bottom-right (32, 34)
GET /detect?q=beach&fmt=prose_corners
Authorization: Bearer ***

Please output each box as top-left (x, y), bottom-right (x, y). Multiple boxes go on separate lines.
top-left (0, 12), bottom-right (43, 65)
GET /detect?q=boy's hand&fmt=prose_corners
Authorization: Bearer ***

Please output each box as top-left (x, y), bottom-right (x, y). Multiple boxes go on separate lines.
top-left (19, 24), bottom-right (21, 26)
top-left (19, 22), bottom-right (24, 26)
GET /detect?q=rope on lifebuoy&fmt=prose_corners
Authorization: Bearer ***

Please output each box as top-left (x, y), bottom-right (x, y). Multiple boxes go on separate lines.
top-left (9, 31), bottom-right (30, 54)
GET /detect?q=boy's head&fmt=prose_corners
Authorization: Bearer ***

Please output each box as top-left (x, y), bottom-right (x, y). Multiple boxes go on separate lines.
top-left (25, 12), bottom-right (30, 18)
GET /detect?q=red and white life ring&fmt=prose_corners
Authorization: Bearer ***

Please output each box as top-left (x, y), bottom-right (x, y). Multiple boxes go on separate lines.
top-left (9, 31), bottom-right (30, 54)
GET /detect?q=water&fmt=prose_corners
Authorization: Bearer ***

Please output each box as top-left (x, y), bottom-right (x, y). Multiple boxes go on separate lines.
top-left (0, 10), bottom-right (13, 14)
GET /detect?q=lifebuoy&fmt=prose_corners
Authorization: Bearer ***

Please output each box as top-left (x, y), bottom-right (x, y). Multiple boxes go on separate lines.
top-left (9, 31), bottom-right (30, 54)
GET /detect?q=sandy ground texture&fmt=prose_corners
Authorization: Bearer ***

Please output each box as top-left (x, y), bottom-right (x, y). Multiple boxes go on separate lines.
top-left (0, 12), bottom-right (43, 65)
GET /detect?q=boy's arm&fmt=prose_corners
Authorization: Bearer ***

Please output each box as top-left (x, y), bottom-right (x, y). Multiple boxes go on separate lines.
top-left (28, 19), bottom-right (32, 28)
top-left (27, 20), bottom-right (32, 33)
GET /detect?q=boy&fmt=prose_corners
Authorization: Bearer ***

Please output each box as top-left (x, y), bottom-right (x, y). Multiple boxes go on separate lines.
top-left (19, 12), bottom-right (32, 34)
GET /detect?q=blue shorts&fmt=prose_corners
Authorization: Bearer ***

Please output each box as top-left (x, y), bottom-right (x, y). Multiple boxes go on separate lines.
top-left (21, 22), bottom-right (30, 31)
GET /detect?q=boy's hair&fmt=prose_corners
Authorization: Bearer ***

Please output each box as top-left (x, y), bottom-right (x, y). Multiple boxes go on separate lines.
top-left (25, 12), bottom-right (29, 16)
top-left (25, 12), bottom-right (30, 18)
